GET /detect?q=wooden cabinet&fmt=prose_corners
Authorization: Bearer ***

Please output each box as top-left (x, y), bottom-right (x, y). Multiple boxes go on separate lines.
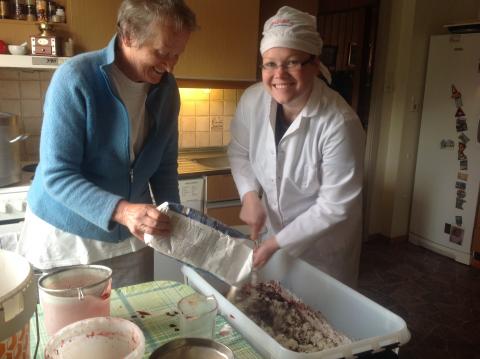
top-left (0, 0), bottom-right (260, 80)
top-left (205, 173), bottom-right (238, 202)
top-left (204, 173), bottom-right (244, 226)
top-left (65, 0), bottom-right (122, 53)
top-left (0, 0), bottom-right (121, 53)
top-left (174, 0), bottom-right (260, 81)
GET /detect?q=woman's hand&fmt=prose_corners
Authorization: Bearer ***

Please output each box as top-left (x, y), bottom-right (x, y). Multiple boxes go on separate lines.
top-left (253, 236), bottom-right (279, 268)
top-left (112, 200), bottom-right (170, 241)
top-left (240, 191), bottom-right (266, 241)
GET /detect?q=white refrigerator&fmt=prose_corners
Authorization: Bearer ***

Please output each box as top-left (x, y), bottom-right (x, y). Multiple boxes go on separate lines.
top-left (409, 33), bottom-right (480, 264)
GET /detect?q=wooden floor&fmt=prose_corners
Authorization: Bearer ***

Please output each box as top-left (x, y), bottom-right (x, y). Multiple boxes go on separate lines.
top-left (357, 236), bottom-right (480, 359)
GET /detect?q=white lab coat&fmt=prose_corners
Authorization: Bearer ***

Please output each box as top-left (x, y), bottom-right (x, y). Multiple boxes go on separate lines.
top-left (228, 78), bottom-right (365, 287)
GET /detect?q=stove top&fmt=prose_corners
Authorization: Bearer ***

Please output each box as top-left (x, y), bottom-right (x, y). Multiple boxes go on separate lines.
top-left (0, 162), bottom-right (35, 223)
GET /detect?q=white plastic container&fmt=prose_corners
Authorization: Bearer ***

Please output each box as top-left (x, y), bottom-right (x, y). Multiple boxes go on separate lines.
top-left (0, 249), bottom-right (37, 359)
top-left (182, 250), bottom-right (411, 359)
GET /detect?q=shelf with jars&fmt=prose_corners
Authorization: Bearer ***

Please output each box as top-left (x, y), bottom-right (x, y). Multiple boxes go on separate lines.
top-left (0, 0), bottom-right (66, 23)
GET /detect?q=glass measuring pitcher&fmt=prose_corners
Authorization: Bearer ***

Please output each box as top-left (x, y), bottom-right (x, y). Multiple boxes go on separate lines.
top-left (177, 292), bottom-right (218, 339)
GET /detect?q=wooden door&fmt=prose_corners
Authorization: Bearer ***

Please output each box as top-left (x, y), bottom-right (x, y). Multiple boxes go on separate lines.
top-left (317, 0), bottom-right (379, 129)
top-left (471, 188), bottom-right (480, 269)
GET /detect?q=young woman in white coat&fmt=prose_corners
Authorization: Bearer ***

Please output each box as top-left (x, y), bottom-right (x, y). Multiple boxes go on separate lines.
top-left (228, 6), bottom-right (365, 288)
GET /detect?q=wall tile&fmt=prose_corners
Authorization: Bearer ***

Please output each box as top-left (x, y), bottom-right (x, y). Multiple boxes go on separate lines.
top-left (223, 131), bottom-right (231, 146)
top-left (22, 116), bottom-right (42, 135)
top-left (224, 101), bottom-right (236, 116)
top-left (210, 89), bottom-right (223, 100)
top-left (0, 99), bottom-right (21, 115)
top-left (182, 132), bottom-right (195, 148)
top-left (209, 101), bottom-right (223, 116)
top-left (236, 89), bottom-right (245, 102)
top-left (224, 89), bottom-right (236, 100)
top-left (210, 116), bottom-right (223, 132)
top-left (25, 135), bottom-right (40, 161)
top-left (181, 101), bottom-right (195, 116)
top-left (21, 99), bottom-right (42, 117)
top-left (195, 116), bottom-right (210, 132)
top-left (40, 81), bottom-right (50, 99)
top-left (0, 81), bottom-right (21, 99)
top-left (181, 116), bottom-right (195, 132)
top-left (195, 101), bottom-right (209, 116)
top-left (21, 81), bottom-right (41, 99)
top-left (210, 131), bottom-right (223, 147)
top-left (223, 116), bottom-right (233, 132)
top-left (20, 71), bottom-right (40, 80)
top-left (0, 69), bottom-right (20, 80)
top-left (39, 71), bottom-right (54, 81)
top-left (196, 132), bottom-right (210, 147)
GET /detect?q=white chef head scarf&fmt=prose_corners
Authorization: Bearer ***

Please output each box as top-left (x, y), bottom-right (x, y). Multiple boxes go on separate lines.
top-left (260, 6), bottom-right (332, 84)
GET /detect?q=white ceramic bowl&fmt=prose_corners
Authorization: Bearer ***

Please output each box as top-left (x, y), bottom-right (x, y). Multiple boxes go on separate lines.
top-left (44, 316), bottom-right (145, 359)
top-left (8, 45), bottom-right (28, 55)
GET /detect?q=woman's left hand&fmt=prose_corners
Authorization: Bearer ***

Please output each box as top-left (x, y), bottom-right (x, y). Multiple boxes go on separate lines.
top-left (253, 236), bottom-right (279, 269)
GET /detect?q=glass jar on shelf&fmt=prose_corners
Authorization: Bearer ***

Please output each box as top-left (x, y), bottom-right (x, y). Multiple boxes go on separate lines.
top-left (15, 0), bottom-right (27, 20)
top-left (0, 0), bottom-right (10, 19)
top-left (36, 0), bottom-right (47, 22)
top-left (26, 0), bottom-right (36, 21)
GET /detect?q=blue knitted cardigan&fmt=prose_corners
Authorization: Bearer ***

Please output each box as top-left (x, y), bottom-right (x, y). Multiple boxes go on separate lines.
top-left (27, 36), bottom-right (180, 243)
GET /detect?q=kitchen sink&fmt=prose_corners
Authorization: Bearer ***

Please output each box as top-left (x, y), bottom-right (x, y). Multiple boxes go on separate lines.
top-left (193, 156), bottom-right (230, 168)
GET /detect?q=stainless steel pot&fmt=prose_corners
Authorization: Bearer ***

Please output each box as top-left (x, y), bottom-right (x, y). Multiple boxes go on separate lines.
top-left (0, 112), bottom-right (28, 187)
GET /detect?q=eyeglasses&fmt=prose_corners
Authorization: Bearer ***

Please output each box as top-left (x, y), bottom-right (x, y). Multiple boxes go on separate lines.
top-left (260, 55), bottom-right (316, 73)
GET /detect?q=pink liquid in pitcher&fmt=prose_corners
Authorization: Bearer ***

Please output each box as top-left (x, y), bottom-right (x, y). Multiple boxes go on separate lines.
top-left (40, 275), bottom-right (112, 336)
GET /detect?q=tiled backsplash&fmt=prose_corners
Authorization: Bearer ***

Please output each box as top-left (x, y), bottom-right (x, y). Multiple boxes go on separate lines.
top-left (178, 88), bottom-right (243, 149)
top-left (0, 68), bottom-right (245, 161)
top-left (0, 69), bottom-right (52, 161)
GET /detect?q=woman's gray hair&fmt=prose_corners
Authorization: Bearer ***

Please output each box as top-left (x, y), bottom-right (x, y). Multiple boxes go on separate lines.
top-left (117, 0), bottom-right (198, 46)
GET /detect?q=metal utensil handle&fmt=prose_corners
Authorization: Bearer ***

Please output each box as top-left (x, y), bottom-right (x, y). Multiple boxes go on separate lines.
top-left (9, 134), bottom-right (29, 143)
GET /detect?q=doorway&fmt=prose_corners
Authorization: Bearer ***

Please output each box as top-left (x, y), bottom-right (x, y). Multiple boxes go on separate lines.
top-left (317, 0), bottom-right (380, 129)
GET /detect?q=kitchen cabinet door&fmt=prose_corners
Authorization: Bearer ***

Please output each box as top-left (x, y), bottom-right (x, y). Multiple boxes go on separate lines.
top-left (66, 0), bottom-right (122, 53)
top-left (205, 174), bottom-right (239, 202)
top-left (174, 0), bottom-right (260, 81)
top-left (0, 0), bottom-right (120, 54)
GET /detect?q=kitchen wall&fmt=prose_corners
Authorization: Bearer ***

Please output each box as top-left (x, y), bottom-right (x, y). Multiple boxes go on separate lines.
top-left (178, 88), bottom-right (244, 149)
top-left (0, 68), bottom-right (51, 161)
top-left (0, 68), bottom-right (245, 161)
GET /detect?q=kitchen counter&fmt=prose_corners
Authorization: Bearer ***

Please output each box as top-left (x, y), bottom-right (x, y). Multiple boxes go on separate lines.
top-left (30, 280), bottom-right (262, 358)
top-left (178, 149), bottom-right (231, 178)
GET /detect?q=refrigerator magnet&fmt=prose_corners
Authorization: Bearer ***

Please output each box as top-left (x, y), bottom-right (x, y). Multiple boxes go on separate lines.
top-left (449, 226), bottom-right (464, 245)
top-left (455, 108), bottom-right (466, 117)
top-left (455, 216), bottom-right (462, 226)
top-left (444, 223), bottom-right (452, 234)
top-left (451, 85), bottom-right (461, 99)
top-left (458, 142), bottom-right (467, 160)
top-left (460, 160), bottom-right (468, 170)
top-left (458, 132), bottom-right (470, 144)
top-left (451, 85), bottom-right (463, 107)
top-left (455, 198), bottom-right (466, 210)
top-left (440, 139), bottom-right (455, 149)
top-left (455, 181), bottom-right (466, 190)
top-left (457, 172), bottom-right (469, 181)
top-left (456, 118), bottom-right (468, 132)
top-left (456, 189), bottom-right (466, 199)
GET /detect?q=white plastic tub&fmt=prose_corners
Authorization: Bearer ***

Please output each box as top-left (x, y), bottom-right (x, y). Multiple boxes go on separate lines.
top-left (181, 250), bottom-right (410, 359)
